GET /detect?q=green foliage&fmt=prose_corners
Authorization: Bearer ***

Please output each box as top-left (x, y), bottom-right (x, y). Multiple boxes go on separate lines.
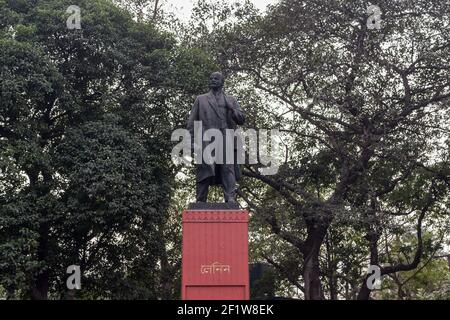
top-left (177, 0), bottom-right (450, 300)
top-left (0, 0), bottom-right (213, 299)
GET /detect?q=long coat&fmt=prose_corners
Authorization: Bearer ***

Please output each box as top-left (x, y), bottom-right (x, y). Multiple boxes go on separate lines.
top-left (187, 90), bottom-right (245, 185)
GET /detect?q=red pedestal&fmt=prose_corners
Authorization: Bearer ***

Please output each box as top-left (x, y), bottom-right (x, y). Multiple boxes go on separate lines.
top-left (181, 209), bottom-right (250, 300)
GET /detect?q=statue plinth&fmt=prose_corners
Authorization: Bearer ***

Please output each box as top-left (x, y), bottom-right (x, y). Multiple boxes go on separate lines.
top-left (181, 203), bottom-right (250, 300)
top-left (188, 202), bottom-right (240, 210)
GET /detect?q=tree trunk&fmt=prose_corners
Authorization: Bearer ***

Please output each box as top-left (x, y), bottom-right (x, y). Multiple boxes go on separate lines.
top-left (303, 226), bottom-right (327, 300)
top-left (160, 251), bottom-right (174, 300)
top-left (357, 275), bottom-right (371, 300)
top-left (30, 223), bottom-right (50, 300)
top-left (303, 249), bottom-right (322, 300)
top-left (31, 270), bottom-right (49, 300)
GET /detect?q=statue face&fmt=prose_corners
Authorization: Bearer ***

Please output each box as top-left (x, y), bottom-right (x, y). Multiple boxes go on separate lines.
top-left (209, 72), bottom-right (224, 89)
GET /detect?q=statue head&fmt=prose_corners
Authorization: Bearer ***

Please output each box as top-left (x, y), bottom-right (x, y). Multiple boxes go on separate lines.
top-left (209, 72), bottom-right (225, 90)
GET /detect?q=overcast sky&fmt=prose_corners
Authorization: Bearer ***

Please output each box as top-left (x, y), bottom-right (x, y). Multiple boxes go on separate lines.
top-left (166, 0), bottom-right (278, 21)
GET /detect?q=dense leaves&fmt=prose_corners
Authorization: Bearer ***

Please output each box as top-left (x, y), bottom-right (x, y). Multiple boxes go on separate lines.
top-left (0, 0), bottom-right (214, 299)
top-left (178, 0), bottom-right (450, 299)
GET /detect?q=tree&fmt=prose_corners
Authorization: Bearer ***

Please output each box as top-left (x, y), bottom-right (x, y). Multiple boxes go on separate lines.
top-left (0, 0), bottom-right (214, 299)
top-left (178, 0), bottom-right (450, 299)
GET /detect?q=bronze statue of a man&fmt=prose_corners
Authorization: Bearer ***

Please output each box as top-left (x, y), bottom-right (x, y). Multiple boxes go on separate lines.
top-left (187, 72), bottom-right (245, 203)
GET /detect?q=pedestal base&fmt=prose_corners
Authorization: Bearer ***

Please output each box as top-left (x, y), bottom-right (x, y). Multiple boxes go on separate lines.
top-left (181, 204), bottom-right (250, 300)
